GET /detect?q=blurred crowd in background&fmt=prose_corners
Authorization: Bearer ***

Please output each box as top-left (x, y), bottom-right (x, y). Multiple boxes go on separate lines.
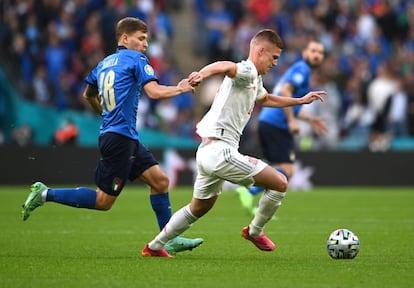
top-left (1, 0), bottom-right (414, 152)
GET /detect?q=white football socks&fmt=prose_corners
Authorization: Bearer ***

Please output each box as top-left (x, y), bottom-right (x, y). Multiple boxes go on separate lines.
top-left (249, 190), bottom-right (285, 237)
top-left (148, 204), bottom-right (198, 250)
top-left (41, 190), bottom-right (48, 202)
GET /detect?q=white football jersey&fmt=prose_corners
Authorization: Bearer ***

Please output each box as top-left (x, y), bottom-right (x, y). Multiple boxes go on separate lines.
top-left (196, 60), bottom-right (267, 148)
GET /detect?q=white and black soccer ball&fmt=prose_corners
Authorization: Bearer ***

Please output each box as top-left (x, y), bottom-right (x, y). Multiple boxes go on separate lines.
top-left (327, 228), bottom-right (360, 259)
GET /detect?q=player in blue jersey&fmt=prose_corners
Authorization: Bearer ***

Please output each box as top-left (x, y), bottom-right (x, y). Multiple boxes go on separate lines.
top-left (237, 41), bottom-right (327, 215)
top-left (21, 17), bottom-right (203, 256)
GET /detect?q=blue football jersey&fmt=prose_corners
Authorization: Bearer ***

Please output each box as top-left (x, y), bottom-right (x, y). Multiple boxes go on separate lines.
top-left (85, 47), bottom-right (157, 140)
top-left (258, 60), bottom-right (311, 130)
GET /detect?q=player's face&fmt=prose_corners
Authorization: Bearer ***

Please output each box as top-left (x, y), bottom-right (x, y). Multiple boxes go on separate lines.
top-left (258, 43), bottom-right (282, 75)
top-left (303, 42), bottom-right (324, 68)
top-left (125, 30), bottom-right (149, 53)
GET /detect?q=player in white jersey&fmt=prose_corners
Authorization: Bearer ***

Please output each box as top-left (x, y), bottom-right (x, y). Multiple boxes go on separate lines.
top-left (196, 59), bottom-right (268, 148)
top-left (142, 29), bottom-right (326, 257)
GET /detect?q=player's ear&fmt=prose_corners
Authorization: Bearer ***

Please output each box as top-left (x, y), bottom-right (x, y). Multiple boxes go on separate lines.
top-left (120, 33), bottom-right (128, 46)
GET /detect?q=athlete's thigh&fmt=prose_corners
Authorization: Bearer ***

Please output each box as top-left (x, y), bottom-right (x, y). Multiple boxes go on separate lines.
top-left (253, 165), bottom-right (288, 192)
top-left (139, 164), bottom-right (169, 192)
top-left (95, 133), bottom-right (135, 196)
top-left (216, 147), bottom-right (267, 187)
top-left (192, 143), bottom-right (225, 199)
top-left (193, 171), bottom-right (224, 200)
top-left (129, 140), bottom-right (159, 181)
top-left (197, 140), bottom-right (267, 189)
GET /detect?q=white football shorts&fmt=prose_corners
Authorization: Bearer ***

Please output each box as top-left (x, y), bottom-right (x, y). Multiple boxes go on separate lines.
top-left (193, 138), bottom-right (267, 199)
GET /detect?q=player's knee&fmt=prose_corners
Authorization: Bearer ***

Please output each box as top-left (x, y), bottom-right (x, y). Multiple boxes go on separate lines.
top-left (153, 173), bottom-right (170, 192)
top-left (95, 190), bottom-right (116, 210)
top-left (95, 199), bottom-right (115, 211)
top-left (95, 200), bottom-right (114, 211)
top-left (278, 175), bottom-right (288, 192)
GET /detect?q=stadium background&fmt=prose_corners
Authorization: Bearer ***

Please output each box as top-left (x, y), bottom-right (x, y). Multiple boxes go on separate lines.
top-left (1, 0), bottom-right (414, 185)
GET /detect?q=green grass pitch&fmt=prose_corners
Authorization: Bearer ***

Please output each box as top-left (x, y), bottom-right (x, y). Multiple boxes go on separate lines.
top-left (1, 185), bottom-right (413, 287)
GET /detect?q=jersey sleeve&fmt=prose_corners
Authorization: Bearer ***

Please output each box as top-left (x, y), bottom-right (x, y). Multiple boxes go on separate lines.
top-left (256, 77), bottom-right (268, 100)
top-left (85, 66), bottom-right (98, 87)
top-left (272, 63), bottom-right (308, 95)
top-left (285, 65), bottom-right (306, 89)
top-left (134, 54), bottom-right (158, 85)
top-left (233, 61), bottom-right (256, 84)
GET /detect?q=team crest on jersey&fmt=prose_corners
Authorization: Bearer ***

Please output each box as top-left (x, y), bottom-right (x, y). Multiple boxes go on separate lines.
top-left (144, 64), bottom-right (154, 76)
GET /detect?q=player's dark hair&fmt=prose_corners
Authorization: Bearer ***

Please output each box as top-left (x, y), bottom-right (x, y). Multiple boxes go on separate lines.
top-left (116, 17), bottom-right (148, 41)
top-left (253, 29), bottom-right (284, 49)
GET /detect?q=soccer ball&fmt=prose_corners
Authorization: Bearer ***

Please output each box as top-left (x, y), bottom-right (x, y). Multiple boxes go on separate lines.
top-left (327, 228), bottom-right (360, 259)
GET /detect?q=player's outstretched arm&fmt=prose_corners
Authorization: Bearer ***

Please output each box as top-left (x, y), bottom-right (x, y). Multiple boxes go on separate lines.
top-left (189, 61), bottom-right (237, 86)
top-left (259, 90), bottom-right (326, 108)
top-left (143, 79), bottom-right (195, 100)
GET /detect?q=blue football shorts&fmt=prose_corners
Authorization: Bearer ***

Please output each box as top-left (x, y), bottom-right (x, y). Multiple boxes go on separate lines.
top-left (95, 132), bottom-right (158, 196)
top-left (258, 121), bottom-right (295, 164)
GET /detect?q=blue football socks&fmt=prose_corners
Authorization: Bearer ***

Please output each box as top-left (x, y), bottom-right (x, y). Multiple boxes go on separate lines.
top-left (276, 167), bottom-right (288, 179)
top-left (150, 193), bottom-right (172, 230)
top-left (249, 186), bottom-right (264, 195)
top-left (46, 187), bottom-right (97, 208)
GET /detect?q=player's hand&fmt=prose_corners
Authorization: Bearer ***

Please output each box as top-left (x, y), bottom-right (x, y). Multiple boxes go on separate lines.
top-left (188, 71), bottom-right (203, 86)
top-left (288, 119), bottom-right (300, 134)
top-left (177, 78), bottom-right (195, 93)
top-left (300, 91), bottom-right (326, 104)
top-left (309, 117), bottom-right (328, 135)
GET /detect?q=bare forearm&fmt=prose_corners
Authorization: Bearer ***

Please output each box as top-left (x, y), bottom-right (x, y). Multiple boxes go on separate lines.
top-left (144, 79), bottom-right (194, 100)
top-left (260, 90), bottom-right (326, 108)
top-left (83, 95), bottom-right (101, 114)
top-left (147, 84), bottom-right (186, 99)
top-left (261, 94), bottom-right (302, 108)
top-left (199, 61), bottom-right (236, 79)
top-left (83, 85), bottom-right (102, 115)
top-left (189, 61), bottom-right (236, 86)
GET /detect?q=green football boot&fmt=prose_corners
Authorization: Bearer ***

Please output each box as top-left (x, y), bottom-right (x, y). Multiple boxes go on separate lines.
top-left (22, 182), bottom-right (48, 221)
top-left (164, 236), bottom-right (204, 255)
top-left (236, 187), bottom-right (254, 212)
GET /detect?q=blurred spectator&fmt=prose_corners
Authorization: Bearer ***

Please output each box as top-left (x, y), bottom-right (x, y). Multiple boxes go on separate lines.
top-left (402, 71), bottom-right (414, 136)
top-left (245, 0), bottom-right (273, 25)
top-left (356, 4), bottom-right (377, 45)
top-left (307, 68), bottom-right (341, 150)
top-left (388, 78), bottom-right (409, 137)
top-left (232, 11), bottom-right (260, 61)
top-left (340, 67), bottom-right (373, 142)
top-left (367, 61), bottom-right (398, 151)
top-left (1, 0), bottom-right (414, 150)
top-left (204, 0), bottom-right (233, 62)
top-left (12, 124), bottom-right (33, 147)
top-left (29, 65), bottom-right (53, 106)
